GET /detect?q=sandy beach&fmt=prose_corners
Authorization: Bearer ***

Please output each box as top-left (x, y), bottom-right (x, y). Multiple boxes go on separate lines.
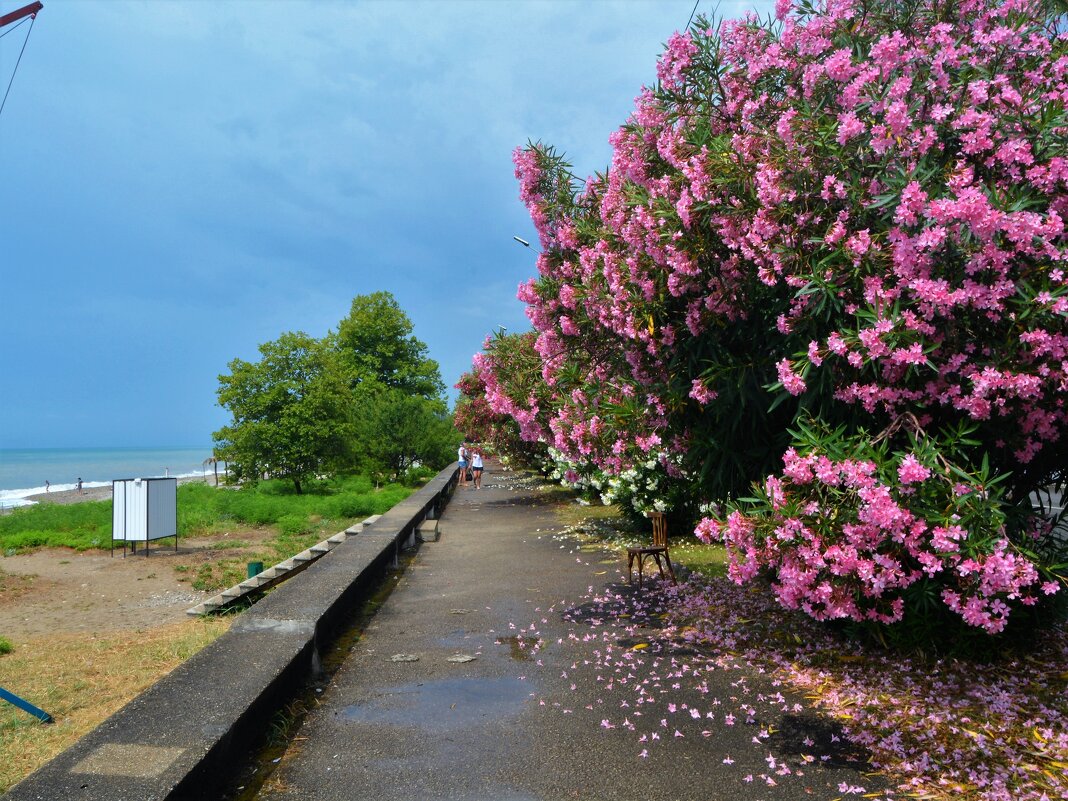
top-left (23, 475), bottom-right (222, 506)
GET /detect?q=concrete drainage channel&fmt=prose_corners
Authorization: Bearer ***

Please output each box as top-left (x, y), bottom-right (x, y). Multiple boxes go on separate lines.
top-left (221, 547), bottom-right (420, 800)
top-left (5, 465), bottom-right (458, 801)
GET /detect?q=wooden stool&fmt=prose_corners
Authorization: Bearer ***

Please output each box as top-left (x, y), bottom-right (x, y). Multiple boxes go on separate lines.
top-left (627, 511), bottom-right (677, 588)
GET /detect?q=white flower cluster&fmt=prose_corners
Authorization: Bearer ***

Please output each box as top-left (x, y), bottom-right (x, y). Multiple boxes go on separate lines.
top-left (543, 447), bottom-right (686, 514)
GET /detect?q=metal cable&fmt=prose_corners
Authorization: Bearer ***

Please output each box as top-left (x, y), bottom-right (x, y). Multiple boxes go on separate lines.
top-left (0, 15), bottom-right (29, 39)
top-left (0, 11), bottom-right (37, 121)
top-left (685, 0), bottom-right (700, 29)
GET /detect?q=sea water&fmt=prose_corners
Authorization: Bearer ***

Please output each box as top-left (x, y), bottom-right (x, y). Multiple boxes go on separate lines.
top-left (0, 447), bottom-right (218, 509)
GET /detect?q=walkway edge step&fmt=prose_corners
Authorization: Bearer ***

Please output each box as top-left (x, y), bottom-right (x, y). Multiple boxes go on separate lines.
top-left (185, 521), bottom-right (372, 618)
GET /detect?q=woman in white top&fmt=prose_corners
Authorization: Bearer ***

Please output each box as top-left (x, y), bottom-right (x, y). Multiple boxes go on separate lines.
top-left (457, 443), bottom-right (469, 486)
top-left (471, 450), bottom-right (484, 489)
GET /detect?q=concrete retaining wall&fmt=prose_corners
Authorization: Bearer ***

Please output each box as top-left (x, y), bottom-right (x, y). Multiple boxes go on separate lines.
top-left (5, 464), bottom-right (459, 801)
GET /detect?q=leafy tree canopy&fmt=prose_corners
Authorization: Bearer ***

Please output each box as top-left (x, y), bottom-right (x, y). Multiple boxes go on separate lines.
top-left (215, 291), bottom-right (453, 492)
top-left (334, 291), bottom-right (445, 401)
top-left (353, 385), bottom-right (459, 480)
top-left (214, 332), bottom-right (352, 494)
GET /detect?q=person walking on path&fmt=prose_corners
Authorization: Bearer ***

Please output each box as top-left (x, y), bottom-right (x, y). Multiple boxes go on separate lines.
top-left (457, 442), bottom-right (469, 487)
top-left (471, 449), bottom-right (484, 489)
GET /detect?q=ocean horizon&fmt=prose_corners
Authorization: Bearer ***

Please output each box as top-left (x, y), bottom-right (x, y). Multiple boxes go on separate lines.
top-left (0, 447), bottom-right (219, 508)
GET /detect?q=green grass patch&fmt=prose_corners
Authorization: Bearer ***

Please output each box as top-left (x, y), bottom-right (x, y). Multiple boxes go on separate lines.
top-left (555, 499), bottom-right (624, 529)
top-left (669, 541), bottom-right (729, 579)
top-left (0, 501), bottom-right (112, 552)
top-left (168, 475), bottom-right (416, 593)
top-left (0, 638), bottom-right (12, 656)
top-left (184, 524), bottom-right (340, 593)
top-left (0, 474), bottom-right (416, 556)
top-left (549, 493), bottom-right (728, 579)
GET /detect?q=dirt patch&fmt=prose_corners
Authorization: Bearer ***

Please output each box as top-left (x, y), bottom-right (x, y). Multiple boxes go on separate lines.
top-left (0, 618), bottom-right (231, 793)
top-left (0, 568), bottom-right (44, 605)
top-left (181, 525), bottom-right (275, 554)
top-left (0, 522), bottom-right (304, 640)
top-left (0, 547), bottom-right (209, 641)
top-left (0, 504), bottom-right (345, 645)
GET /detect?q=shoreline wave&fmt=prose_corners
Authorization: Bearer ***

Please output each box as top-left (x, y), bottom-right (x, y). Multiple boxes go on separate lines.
top-left (0, 468), bottom-right (221, 509)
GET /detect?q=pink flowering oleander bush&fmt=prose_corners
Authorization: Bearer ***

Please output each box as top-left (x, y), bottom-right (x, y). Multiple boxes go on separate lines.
top-left (454, 365), bottom-right (543, 466)
top-left (701, 418), bottom-right (1062, 648)
top-left (477, 0), bottom-right (1068, 647)
top-left (467, 331), bottom-right (552, 467)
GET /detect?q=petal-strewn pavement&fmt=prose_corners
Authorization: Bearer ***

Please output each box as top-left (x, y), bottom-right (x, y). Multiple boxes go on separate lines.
top-left (255, 466), bottom-right (888, 800)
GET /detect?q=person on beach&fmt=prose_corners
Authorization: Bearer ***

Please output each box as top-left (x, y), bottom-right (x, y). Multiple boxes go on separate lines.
top-left (77, 477), bottom-right (83, 493)
top-left (45, 480), bottom-right (50, 493)
top-left (457, 442), bottom-right (469, 487)
top-left (471, 449), bottom-right (484, 489)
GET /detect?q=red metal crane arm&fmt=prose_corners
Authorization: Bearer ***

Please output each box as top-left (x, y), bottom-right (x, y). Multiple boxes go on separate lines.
top-left (0, 1), bottom-right (42, 30)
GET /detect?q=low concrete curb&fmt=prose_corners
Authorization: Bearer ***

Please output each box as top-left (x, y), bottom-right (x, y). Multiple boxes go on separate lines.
top-left (5, 465), bottom-right (458, 801)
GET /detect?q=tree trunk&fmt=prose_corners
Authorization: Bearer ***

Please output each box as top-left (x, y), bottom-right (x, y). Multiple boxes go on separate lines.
top-left (293, 478), bottom-right (303, 494)
top-left (213, 462), bottom-right (219, 487)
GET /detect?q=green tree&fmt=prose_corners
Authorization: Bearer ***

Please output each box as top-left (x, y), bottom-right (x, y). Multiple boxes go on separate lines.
top-left (352, 387), bottom-right (459, 479)
top-left (214, 332), bottom-right (352, 494)
top-left (334, 292), bottom-right (445, 400)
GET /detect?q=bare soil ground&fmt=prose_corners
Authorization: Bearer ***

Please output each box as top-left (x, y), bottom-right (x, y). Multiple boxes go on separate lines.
top-left (0, 479), bottom-right (271, 792)
top-left (1, 471), bottom-right (284, 642)
top-left (0, 548), bottom-right (207, 640)
top-left (0, 526), bottom-right (277, 641)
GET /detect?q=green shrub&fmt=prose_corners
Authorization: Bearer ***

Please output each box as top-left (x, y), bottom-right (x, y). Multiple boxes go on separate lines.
top-left (373, 484), bottom-right (411, 512)
top-left (177, 503), bottom-right (216, 534)
top-left (339, 475), bottom-right (373, 494)
top-left (0, 637), bottom-right (12, 656)
top-left (322, 494), bottom-right (374, 519)
top-left (402, 466), bottom-right (436, 486)
top-left (277, 514), bottom-right (311, 536)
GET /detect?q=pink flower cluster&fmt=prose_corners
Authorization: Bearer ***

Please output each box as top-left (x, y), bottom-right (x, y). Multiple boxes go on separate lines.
top-left (473, 0), bottom-right (1068, 639)
top-left (472, 333), bottom-right (552, 447)
top-left (708, 447), bottom-right (1054, 633)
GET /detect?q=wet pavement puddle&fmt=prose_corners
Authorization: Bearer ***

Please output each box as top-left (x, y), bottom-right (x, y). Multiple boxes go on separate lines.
top-left (340, 677), bottom-right (530, 731)
top-left (494, 635), bottom-right (539, 661)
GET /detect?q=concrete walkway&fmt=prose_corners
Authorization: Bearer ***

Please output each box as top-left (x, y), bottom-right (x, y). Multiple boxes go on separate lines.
top-left (253, 467), bottom-right (887, 801)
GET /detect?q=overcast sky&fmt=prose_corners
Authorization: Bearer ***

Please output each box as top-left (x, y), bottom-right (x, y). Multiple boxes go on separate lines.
top-left (1, 0), bottom-right (772, 449)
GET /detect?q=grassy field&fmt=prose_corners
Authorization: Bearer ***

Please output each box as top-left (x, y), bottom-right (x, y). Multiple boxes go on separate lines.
top-left (174, 476), bottom-right (416, 592)
top-left (0, 474), bottom-right (418, 554)
top-left (0, 618), bottom-right (230, 793)
top-left (669, 538), bottom-right (728, 578)
top-left (0, 474), bottom-right (424, 593)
